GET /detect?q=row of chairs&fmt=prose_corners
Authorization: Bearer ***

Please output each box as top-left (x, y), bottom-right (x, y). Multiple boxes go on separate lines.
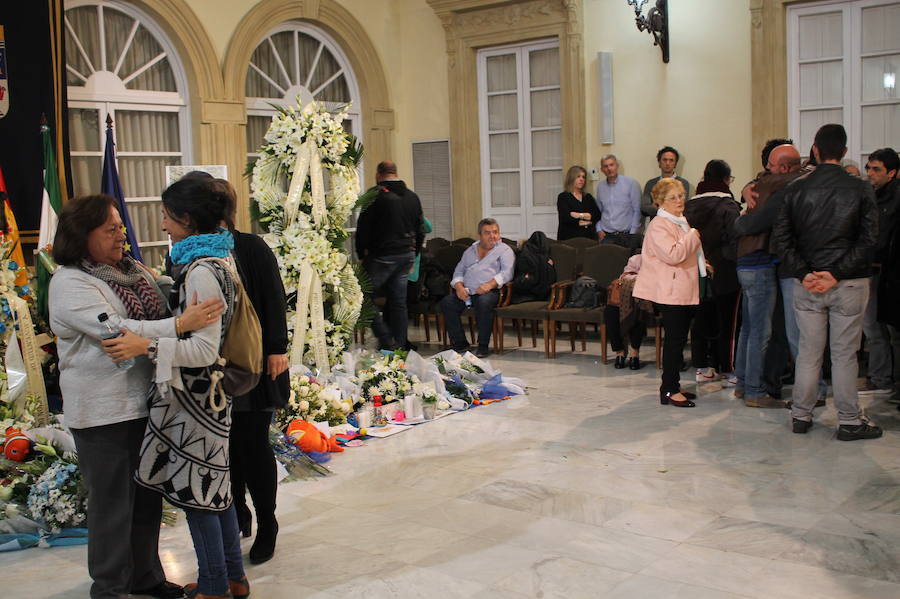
top-left (406, 236), bottom-right (662, 367)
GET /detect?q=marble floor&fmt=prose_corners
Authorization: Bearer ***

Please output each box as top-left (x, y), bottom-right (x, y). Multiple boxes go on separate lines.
top-left (3, 330), bottom-right (900, 598)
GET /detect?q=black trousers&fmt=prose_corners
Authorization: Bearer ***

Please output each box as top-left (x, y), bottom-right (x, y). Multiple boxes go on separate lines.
top-left (601, 231), bottom-right (642, 253)
top-left (690, 291), bottom-right (739, 373)
top-left (71, 418), bottom-right (164, 599)
top-left (229, 410), bottom-right (277, 522)
top-left (604, 304), bottom-right (646, 352)
top-left (659, 304), bottom-right (695, 393)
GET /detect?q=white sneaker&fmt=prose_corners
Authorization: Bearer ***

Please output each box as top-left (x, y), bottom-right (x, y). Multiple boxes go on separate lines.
top-left (695, 367), bottom-right (717, 383)
top-left (720, 373), bottom-right (738, 387)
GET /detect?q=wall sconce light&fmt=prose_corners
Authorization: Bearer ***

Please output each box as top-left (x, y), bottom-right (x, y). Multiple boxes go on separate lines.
top-left (626, 0), bottom-right (669, 63)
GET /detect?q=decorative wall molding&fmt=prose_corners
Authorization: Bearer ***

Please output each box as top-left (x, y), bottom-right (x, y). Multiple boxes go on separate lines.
top-left (749, 0), bottom-right (817, 163)
top-left (427, 0), bottom-right (585, 237)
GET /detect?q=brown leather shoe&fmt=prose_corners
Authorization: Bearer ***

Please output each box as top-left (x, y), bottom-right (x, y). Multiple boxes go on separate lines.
top-left (744, 395), bottom-right (787, 409)
top-left (229, 577), bottom-right (250, 599)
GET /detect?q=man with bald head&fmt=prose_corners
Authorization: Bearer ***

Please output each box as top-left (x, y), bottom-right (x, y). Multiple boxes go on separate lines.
top-left (732, 143), bottom-right (806, 408)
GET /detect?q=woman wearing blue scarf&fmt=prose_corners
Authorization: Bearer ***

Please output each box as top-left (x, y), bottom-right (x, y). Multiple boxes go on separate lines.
top-left (102, 177), bottom-right (250, 599)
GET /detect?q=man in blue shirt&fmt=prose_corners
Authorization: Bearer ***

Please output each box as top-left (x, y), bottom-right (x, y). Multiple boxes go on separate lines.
top-left (440, 218), bottom-right (515, 357)
top-left (595, 154), bottom-right (642, 251)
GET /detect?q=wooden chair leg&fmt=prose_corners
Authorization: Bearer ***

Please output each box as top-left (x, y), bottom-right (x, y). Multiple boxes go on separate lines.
top-left (550, 319), bottom-right (557, 358)
top-left (581, 322), bottom-right (587, 351)
top-left (543, 318), bottom-right (550, 358)
top-left (497, 317), bottom-right (505, 353)
top-left (423, 313), bottom-right (431, 342)
top-left (514, 319), bottom-right (523, 347)
top-left (601, 323), bottom-right (608, 364)
top-left (530, 320), bottom-right (538, 347)
top-left (655, 325), bottom-right (662, 369)
top-left (569, 322), bottom-right (577, 352)
top-left (440, 314), bottom-right (448, 346)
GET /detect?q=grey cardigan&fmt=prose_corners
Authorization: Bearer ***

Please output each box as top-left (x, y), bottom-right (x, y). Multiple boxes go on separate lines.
top-left (49, 266), bottom-right (177, 429)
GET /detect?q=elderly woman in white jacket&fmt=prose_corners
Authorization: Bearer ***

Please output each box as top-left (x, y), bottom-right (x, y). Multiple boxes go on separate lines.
top-left (50, 194), bottom-right (222, 599)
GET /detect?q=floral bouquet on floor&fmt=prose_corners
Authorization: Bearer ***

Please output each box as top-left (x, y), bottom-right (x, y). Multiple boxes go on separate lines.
top-left (26, 458), bottom-right (86, 533)
top-left (1, 400), bottom-right (86, 535)
top-left (275, 374), bottom-right (353, 429)
top-left (354, 352), bottom-right (419, 406)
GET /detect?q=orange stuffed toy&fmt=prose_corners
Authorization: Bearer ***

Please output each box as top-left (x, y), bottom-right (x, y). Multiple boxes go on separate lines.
top-left (286, 420), bottom-right (344, 453)
top-left (2, 427), bottom-right (33, 462)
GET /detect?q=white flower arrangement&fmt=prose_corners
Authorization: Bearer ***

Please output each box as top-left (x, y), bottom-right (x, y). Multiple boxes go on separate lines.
top-left (276, 375), bottom-right (352, 428)
top-left (250, 100), bottom-right (364, 368)
top-left (353, 353), bottom-right (421, 406)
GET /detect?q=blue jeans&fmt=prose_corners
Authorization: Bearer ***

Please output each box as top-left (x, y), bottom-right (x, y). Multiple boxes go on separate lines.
top-left (735, 267), bottom-right (777, 397)
top-left (781, 277), bottom-right (828, 398)
top-left (185, 504), bottom-right (245, 596)
top-left (440, 289), bottom-right (499, 350)
top-left (365, 252), bottom-right (415, 349)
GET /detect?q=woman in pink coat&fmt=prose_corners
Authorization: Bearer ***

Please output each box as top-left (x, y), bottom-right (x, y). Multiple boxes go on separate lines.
top-left (633, 179), bottom-right (707, 407)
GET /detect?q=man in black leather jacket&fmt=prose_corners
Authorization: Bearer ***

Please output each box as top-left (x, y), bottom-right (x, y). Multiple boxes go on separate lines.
top-left (771, 124), bottom-right (882, 441)
top-left (860, 148), bottom-right (900, 400)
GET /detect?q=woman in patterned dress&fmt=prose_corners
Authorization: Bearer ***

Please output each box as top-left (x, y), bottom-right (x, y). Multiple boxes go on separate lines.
top-left (102, 177), bottom-right (250, 599)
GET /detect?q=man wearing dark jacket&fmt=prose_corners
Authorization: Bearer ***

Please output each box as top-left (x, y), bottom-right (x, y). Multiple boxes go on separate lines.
top-left (860, 148), bottom-right (900, 398)
top-left (771, 124), bottom-right (882, 440)
top-left (355, 161), bottom-right (424, 350)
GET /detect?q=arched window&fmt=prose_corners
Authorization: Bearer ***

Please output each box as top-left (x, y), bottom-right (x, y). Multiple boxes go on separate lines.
top-left (245, 23), bottom-right (362, 230)
top-left (65, 0), bottom-right (190, 268)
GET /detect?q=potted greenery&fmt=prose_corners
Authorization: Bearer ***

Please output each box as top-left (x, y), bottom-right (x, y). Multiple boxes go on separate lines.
top-left (421, 390), bottom-right (438, 420)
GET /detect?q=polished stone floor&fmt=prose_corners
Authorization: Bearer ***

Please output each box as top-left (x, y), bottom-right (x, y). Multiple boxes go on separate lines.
top-left (4, 331), bottom-right (900, 598)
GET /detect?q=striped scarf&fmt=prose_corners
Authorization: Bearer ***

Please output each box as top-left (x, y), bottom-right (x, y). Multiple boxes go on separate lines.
top-left (80, 257), bottom-right (166, 320)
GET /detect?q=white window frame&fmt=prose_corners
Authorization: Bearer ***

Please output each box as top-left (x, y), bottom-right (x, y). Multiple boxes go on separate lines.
top-left (65, 0), bottom-right (191, 263)
top-left (476, 39), bottom-right (561, 232)
top-left (245, 22), bottom-right (362, 177)
top-left (788, 0), bottom-right (900, 165)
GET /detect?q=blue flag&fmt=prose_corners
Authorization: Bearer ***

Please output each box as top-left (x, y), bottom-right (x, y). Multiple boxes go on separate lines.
top-left (101, 122), bottom-right (143, 262)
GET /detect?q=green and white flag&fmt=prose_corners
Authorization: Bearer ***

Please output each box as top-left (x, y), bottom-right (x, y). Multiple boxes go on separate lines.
top-left (38, 122), bottom-right (61, 250)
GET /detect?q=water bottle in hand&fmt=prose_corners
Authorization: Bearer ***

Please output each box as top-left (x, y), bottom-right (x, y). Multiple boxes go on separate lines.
top-left (98, 313), bottom-right (135, 369)
top-left (464, 288), bottom-right (472, 308)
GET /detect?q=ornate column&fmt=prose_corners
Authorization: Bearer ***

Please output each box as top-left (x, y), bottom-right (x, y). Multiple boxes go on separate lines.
top-left (749, 0), bottom-right (818, 159)
top-left (428, 0), bottom-right (585, 237)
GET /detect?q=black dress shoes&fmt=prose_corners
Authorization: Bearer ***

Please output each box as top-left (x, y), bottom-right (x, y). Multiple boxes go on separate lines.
top-left (660, 392), bottom-right (695, 407)
top-left (628, 357), bottom-right (641, 370)
top-left (131, 580), bottom-right (185, 598)
top-left (614, 355), bottom-right (626, 369)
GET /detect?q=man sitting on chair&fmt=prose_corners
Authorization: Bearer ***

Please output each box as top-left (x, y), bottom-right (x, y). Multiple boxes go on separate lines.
top-left (440, 218), bottom-right (515, 358)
